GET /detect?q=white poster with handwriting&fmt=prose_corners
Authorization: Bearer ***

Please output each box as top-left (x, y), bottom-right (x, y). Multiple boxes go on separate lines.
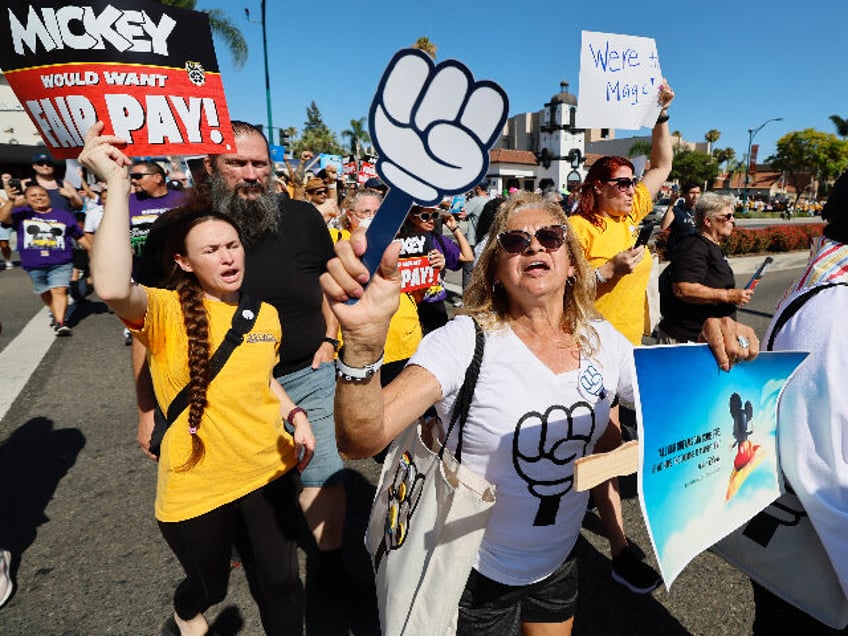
top-left (576, 31), bottom-right (664, 130)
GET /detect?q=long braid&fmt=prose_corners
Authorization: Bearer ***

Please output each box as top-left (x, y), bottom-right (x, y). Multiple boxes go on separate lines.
top-left (174, 276), bottom-right (210, 471)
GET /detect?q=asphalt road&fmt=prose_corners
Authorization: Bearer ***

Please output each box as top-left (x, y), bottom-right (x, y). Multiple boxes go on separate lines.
top-left (0, 249), bottom-right (810, 635)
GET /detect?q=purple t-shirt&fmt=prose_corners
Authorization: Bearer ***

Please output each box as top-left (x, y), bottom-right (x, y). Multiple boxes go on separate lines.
top-left (129, 189), bottom-right (186, 258)
top-left (11, 207), bottom-right (83, 270)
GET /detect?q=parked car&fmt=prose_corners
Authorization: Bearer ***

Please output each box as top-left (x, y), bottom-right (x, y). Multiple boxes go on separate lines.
top-left (647, 196), bottom-right (673, 223)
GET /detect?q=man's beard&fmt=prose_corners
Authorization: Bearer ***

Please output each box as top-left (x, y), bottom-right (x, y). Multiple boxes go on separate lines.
top-left (208, 172), bottom-right (279, 246)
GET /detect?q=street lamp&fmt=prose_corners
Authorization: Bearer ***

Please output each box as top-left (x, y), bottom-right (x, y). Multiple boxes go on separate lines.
top-left (245, 2), bottom-right (273, 136)
top-left (743, 117), bottom-right (782, 213)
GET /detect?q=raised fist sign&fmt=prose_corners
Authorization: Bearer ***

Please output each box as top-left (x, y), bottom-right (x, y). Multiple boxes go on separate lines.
top-left (360, 48), bottom-right (508, 277)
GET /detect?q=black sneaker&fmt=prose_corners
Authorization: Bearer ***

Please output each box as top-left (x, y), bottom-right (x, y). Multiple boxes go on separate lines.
top-left (55, 323), bottom-right (72, 337)
top-left (611, 545), bottom-right (662, 594)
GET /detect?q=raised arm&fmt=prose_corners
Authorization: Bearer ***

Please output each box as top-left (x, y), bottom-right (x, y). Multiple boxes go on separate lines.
top-left (79, 122), bottom-right (146, 323)
top-left (443, 213), bottom-right (475, 263)
top-left (641, 81), bottom-right (676, 199)
top-left (320, 232), bottom-right (441, 457)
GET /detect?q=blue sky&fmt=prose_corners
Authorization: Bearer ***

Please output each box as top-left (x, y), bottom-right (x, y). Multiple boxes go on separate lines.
top-left (208, 0), bottom-right (847, 163)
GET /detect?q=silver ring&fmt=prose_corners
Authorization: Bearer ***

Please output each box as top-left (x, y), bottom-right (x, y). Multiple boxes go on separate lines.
top-left (737, 335), bottom-right (750, 349)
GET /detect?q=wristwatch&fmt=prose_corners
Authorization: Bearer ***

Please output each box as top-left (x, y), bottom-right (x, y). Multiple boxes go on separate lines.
top-left (335, 347), bottom-right (384, 382)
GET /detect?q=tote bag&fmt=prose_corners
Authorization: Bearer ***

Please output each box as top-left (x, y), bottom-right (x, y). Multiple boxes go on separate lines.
top-left (365, 319), bottom-right (496, 635)
top-left (712, 491), bottom-right (848, 628)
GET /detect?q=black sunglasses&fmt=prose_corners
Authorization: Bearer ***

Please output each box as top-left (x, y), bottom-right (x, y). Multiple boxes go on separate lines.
top-left (34, 160), bottom-right (53, 167)
top-left (415, 211), bottom-right (440, 221)
top-left (129, 173), bottom-right (154, 179)
top-left (606, 177), bottom-right (639, 192)
top-left (497, 225), bottom-right (568, 254)
top-left (713, 213), bottom-right (735, 221)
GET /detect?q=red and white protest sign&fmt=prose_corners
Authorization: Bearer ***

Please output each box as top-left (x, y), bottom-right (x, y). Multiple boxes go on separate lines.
top-left (0, 0), bottom-right (236, 159)
top-left (398, 256), bottom-right (438, 293)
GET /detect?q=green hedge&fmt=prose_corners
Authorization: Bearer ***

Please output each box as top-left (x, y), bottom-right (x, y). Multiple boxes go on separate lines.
top-left (654, 223), bottom-right (825, 260)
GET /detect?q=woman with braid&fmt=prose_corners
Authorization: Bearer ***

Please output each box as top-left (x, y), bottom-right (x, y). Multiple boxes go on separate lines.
top-left (82, 123), bottom-right (315, 636)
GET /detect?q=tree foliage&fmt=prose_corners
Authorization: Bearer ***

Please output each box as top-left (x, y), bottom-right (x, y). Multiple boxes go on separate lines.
top-left (341, 117), bottom-right (371, 157)
top-left (628, 140), bottom-right (652, 158)
top-left (829, 115), bottom-right (848, 138)
top-left (157, 1), bottom-right (248, 69)
top-left (669, 149), bottom-right (720, 190)
top-left (412, 36), bottom-right (437, 59)
top-left (290, 101), bottom-right (343, 155)
top-left (768, 128), bottom-right (848, 201)
top-left (704, 128), bottom-right (721, 154)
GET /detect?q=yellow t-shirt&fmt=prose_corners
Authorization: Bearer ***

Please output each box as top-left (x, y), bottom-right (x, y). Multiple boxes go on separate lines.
top-left (570, 182), bottom-right (653, 345)
top-left (329, 227), bottom-right (423, 364)
top-left (131, 287), bottom-right (298, 522)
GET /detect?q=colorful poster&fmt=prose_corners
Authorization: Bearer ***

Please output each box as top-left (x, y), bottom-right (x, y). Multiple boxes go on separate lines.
top-left (633, 344), bottom-right (807, 588)
top-left (576, 31), bottom-right (664, 130)
top-left (0, 0), bottom-right (235, 158)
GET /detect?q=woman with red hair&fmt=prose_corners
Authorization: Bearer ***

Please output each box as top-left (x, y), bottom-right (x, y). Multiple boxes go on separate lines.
top-left (569, 82), bottom-right (676, 596)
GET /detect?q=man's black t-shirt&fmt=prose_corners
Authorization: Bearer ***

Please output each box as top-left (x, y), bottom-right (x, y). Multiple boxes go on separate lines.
top-left (241, 198), bottom-right (334, 376)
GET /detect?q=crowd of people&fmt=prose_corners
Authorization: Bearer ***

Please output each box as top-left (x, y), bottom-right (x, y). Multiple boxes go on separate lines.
top-left (1, 89), bottom-right (846, 634)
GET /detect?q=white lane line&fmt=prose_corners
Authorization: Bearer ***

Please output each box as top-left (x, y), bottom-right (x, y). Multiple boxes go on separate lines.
top-left (0, 307), bottom-right (55, 422)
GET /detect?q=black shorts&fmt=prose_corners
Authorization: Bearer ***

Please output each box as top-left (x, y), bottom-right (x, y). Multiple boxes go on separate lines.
top-left (457, 549), bottom-right (578, 635)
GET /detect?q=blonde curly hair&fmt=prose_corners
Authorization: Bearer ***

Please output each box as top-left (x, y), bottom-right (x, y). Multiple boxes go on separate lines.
top-left (463, 191), bottom-right (600, 356)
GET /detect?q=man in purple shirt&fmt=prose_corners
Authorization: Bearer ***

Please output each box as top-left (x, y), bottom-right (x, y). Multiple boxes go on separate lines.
top-left (0, 184), bottom-right (89, 335)
top-left (128, 161), bottom-right (186, 268)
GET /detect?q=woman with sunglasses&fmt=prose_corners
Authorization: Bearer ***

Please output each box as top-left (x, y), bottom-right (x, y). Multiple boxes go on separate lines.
top-left (321, 191), bottom-right (758, 635)
top-left (565, 82), bottom-right (675, 596)
top-left (81, 124), bottom-right (314, 635)
top-left (400, 203), bottom-right (473, 334)
top-left (657, 192), bottom-right (753, 343)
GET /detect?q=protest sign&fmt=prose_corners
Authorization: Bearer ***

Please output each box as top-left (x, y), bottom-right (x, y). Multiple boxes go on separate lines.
top-left (576, 31), bottom-right (664, 130)
top-left (359, 48), bottom-right (507, 279)
top-left (0, 0), bottom-right (235, 159)
top-left (397, 256), bottom-right (437, 293)
top-left (633, 344), bottom-right (807, 588)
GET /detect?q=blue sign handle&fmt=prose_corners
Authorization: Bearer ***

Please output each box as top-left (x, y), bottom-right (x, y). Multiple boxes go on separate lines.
top-left (361, 187), bottom-right (414, 275)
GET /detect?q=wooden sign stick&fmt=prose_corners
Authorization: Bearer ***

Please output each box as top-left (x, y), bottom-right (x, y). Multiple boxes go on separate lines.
top-left (574, 440), bottom-right (639, 491)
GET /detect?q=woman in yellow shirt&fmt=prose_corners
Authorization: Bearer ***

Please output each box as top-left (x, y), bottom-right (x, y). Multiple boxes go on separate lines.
top-left (82, 123), bottom-right (314, 636)
top-left (568, 82), bottom-right (675, 596)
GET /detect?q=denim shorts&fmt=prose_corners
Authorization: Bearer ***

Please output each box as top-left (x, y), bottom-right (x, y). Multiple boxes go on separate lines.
top-left (457, 551), bottom-right (578, 634)
top-left (277, 361), bottom-right (343, 487)
top-left (0, 225), bottom-right (11, 241)
top-left (27, 261), bottom-right (73, 294)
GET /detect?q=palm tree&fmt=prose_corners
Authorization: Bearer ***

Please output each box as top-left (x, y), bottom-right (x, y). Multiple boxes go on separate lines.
top-left (341, 117), bottom-right (371, 158)
top-left (829, 115), bottom-right (848, 138)
top-left (158, 1), bottom-right (248, 69)
top-left (412, 36), bottom-right (437, 59)
top-left (704, 129), bottom-right (721, 154)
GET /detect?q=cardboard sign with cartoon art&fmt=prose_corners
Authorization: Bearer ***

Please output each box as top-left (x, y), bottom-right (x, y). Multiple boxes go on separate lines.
top-left (361, 48), bottom-right (508, 279)
top-left (0, 0), bottom-right (236, 158)
top-left (632, 344), bottom-right (808, 589)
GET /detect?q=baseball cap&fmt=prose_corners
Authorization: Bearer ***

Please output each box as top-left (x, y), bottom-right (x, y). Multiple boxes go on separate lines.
top-left (364, 177), bottom-right (387, 193)
top-left (33, 153), bottom-right (53, 164)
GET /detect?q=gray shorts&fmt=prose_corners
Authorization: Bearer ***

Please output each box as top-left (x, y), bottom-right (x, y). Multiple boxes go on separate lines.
top-left (278, 361), bottom-right (343, 487)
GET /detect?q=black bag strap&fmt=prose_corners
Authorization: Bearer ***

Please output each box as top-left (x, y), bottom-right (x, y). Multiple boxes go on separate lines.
top-left (766, 282), bottom-right (848, 351)
top-left (440, 317), bottom-right (485, 463)
top-left (165, 293), bottom-right (261, 424)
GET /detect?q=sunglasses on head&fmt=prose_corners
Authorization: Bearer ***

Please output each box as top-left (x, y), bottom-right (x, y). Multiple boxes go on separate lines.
top-left (497, 225), bottom-right (568, 254)
top-left (415, 211), bottom-right (439, 221)
top-left (606, 177), bottom-right (639, 191)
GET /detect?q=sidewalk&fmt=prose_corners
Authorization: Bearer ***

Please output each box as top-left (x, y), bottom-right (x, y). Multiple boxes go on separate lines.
top-left (444, 249), bottom-right (812, 297)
